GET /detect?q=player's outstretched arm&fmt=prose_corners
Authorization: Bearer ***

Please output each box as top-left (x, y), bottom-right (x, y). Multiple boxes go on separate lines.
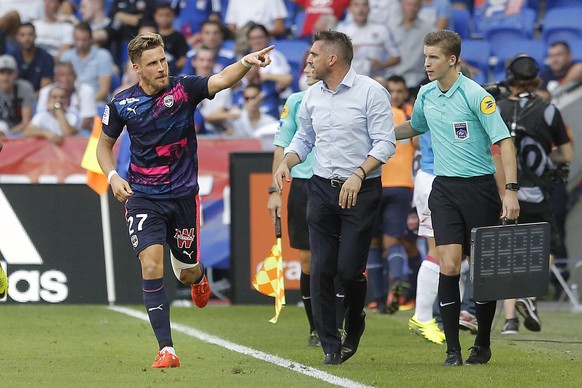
top-left (208, 45), bottom-right (275, 96)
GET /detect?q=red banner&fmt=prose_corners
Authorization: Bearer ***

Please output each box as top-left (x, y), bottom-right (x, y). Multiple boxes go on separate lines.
top-left (198, 138), bottom-right (263, 200)
top-left (0, 137), bottom-right (263, 196)
top-left (0, 138), bottom-right (88, 183)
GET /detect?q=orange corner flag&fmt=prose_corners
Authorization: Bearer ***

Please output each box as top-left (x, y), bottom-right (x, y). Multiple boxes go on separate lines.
top-left (252, 218), bottom-right (285, 323)
top-left (81, 117), bottom-right (108, 195)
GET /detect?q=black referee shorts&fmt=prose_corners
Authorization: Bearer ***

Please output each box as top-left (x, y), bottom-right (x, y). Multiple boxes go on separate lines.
top-left (288, 178), bottom-right (310, 250)
top-left (429, 174), bottom-right (501, 257)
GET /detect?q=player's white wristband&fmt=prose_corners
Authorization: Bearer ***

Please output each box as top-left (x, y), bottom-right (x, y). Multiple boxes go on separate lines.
top-left (241, 57), bottom-right (252, 68)
top-left (107, 170), bottom-right (119, 184)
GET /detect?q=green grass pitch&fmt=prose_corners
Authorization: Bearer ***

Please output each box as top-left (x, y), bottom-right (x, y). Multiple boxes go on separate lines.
top-left (1, 303), bottom-right (581, 387)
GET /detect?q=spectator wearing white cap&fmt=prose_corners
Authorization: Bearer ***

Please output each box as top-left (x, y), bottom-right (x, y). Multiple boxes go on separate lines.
top-left (0, 54), bottom-right (35, 137)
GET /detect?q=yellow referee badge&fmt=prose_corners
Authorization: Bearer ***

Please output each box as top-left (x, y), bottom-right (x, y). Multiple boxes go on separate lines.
top-left (280, 104), bottom-right (290, 119)
top-left (480, 96), bottom-right (496, 115)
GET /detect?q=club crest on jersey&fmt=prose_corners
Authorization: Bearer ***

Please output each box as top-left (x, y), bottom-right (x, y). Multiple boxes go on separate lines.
top-left (453, 122), bottom-right (469, 140)
top-left (131, 234), bottom-right (139, 248)
top-left (175, 228), bottom-right (195, 249)
top-left (164, 95), bottom-right (174, 108)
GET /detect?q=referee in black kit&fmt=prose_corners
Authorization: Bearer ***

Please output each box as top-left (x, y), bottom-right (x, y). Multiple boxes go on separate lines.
top-left (274, 31), bottom-right (395, 365)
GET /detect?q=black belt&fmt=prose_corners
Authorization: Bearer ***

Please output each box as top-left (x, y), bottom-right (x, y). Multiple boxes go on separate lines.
top-left (313, 175), bottom-right (346, 189)
top-left (313, 175), bottom-right (380, 189)
top-left (330, 178), bottom-right (345, 188)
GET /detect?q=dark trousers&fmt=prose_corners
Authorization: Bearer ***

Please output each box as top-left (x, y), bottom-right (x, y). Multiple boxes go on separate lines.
top-left (307, 175), bottom-right (381, 354)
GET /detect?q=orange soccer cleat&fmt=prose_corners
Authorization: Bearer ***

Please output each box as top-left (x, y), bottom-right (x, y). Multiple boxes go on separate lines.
top-left (191, 274), bottom-right (211, 308)
top-left (151, 350), bottom-right (181, 368)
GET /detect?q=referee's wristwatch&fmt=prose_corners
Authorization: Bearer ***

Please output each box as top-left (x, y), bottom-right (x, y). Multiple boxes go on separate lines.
top-left (268, 186), bottom-right (278, 194)
top-left (505, 182), bottom-right (520, 192)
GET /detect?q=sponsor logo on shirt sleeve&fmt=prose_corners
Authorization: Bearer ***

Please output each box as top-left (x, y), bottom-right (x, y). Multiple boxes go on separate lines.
top-left (102, 105), bottom-right (110, 125)
top-left (480, 96), bottom-right (496, 115)
top-left (280, 104), bottom-right (289, 119)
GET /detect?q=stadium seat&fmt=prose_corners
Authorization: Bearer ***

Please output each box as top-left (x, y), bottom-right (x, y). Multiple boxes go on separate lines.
top-left (542, 7), bottom-right (582, 45)
top-left (471, 2), bottom-right (537, 39)
top-left (220, 0), bottom-right (229, 21)
top-left (274, 39), bottom-right (311, 91)
top-left (97, 103), bottom-right (106, 118)
top-left (275, 39), bottom-right (310, 65)
top-left (525, 0), bottom-right (540, 12)
top-left (545, 0), bottom-right (582, 11)
top-left (222, 39), bottom-right (236, 52)
top-left (451, 0), bottom-right (474, 13)
top-left (565, 39), bottom-right (582, 63)
top-left (104, 0), bottom-right (112, 14)
top-left (461, 40), bottom-right (491, 85)
top-left (482, 8), bottom-right (537, 43)
top-left (284, 0), bottom-right (298, 32)
top-left (292, 10), bottom-right (306, 38)
top-left (110, 72), bottom-right (121, 93)
top-left (450, 8), bottom-right (471, 40)
top-left (490, 39), bottom-right (545, 82)
top-left (545, 29), bottom-right (582, 46)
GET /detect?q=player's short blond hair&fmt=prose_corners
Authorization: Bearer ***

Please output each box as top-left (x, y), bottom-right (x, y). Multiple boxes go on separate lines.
top-left (127, 32), bottom-right (165, 65)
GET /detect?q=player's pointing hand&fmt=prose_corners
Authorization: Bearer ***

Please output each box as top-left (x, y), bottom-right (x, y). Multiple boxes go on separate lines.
top-left (242, 45), bottom-right (275, 68)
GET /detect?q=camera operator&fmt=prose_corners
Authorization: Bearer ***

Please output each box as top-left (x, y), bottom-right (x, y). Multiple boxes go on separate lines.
top-left (482, 81), bottom-right (509, 102)
top-left (497, 55), bottom-right (573, 335)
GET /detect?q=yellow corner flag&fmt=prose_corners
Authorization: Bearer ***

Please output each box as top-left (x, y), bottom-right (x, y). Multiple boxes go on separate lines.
top-left (252, 217), bottom-right (285, 323)
top-left (81, 117), bottom-right (109, 196)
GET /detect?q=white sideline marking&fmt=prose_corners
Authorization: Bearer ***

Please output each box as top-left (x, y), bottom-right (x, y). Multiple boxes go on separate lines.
top-left (109, 306), bottom-right (371, 388)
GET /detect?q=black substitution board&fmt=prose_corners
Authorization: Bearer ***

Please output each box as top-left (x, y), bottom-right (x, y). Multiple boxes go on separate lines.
top-left (470, 222), bottom-right (550, 301)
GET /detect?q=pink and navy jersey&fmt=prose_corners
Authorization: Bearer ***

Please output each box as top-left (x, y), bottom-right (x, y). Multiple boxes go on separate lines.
top-left (102, 75), bottom-right (210, 199)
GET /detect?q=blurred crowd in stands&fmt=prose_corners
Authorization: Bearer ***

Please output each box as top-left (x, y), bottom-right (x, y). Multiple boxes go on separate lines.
top-left (0, 0), bottom-right (580, 144)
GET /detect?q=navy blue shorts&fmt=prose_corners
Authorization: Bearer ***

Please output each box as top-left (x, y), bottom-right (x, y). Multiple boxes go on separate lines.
top-left (429, 175), bottom-right (501, 257)
top-left (288, 178), bottom-right (310, 250)
top-left (124, 195), bottom-right (201, 265)
top-left (373, 187), bottom-right (414, 238)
